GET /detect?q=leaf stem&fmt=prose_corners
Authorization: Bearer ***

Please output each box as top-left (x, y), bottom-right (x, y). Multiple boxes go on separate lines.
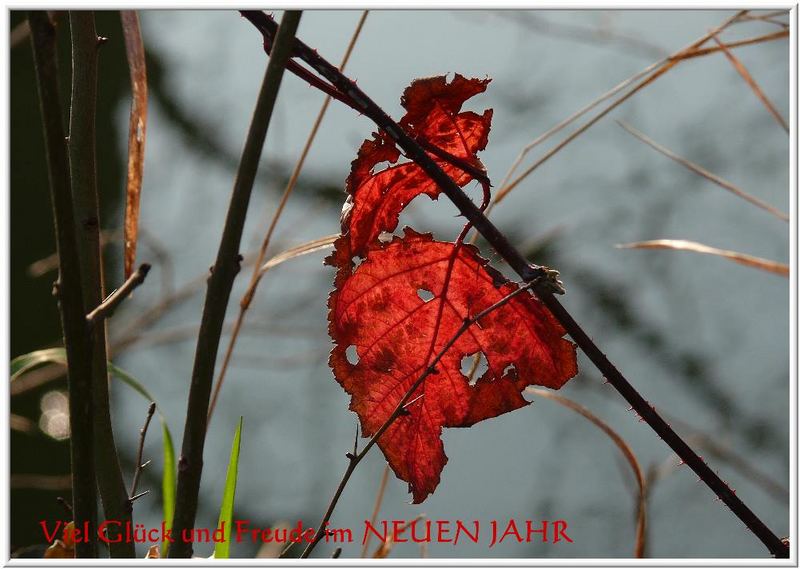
top-left (29, 10), bottom-right (98, 558)
top-left (242, 11), bottom-right (789, 558)
top-left (300, 283), bottom-right (536, 558)
top-left (167, 11), bottom-right (301, 558)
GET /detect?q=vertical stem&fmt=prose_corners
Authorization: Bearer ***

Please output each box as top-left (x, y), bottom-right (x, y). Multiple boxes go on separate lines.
top-left (29, 10), bottom-right (98, 558)
top-left (68, 11), bottom-right (135, 557)
top-left (167, 11), bottom-right (302, 558)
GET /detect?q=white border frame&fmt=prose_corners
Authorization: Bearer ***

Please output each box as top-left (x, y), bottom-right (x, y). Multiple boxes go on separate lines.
top-left (1, 3), bottom-right (796, 566)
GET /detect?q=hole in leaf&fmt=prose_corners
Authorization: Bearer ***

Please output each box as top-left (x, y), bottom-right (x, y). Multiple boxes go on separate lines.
top-left (461, 352), bottom-right (488, 385)
top-left (346, 345), bottom-right (359, 365)
top-left (503, 363), bottom-right (517, 378)
top-left (417, 288), bottom-right (434, 302)
top-left (378, 231), bottom-right (394, 243)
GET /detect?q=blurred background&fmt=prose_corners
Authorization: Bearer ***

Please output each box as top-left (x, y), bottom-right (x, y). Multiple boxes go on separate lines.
top-left (10, 9), bottom-right (790, 558)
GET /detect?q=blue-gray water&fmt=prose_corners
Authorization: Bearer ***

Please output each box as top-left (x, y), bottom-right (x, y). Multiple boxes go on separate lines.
top-left (105, 10), bottom-right (789, 558)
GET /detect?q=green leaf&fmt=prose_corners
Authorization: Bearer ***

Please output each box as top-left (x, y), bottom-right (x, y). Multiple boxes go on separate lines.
top-left (214, 417), bottom-right (244, 559)
top-left (10, 347), bottom-right (178, 555)
top-left (160, 420), bottom-right (176, 557)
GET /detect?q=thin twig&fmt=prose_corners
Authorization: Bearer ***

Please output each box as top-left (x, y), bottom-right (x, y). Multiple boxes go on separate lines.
top-left (86, 263), bottom-right (151, 326)
top-left (69, 12), bottom-right (135, 556)
top-left (243, 11), bottom-right (789, 558)
top-left (616, 121), bottom-right (788, 221)
top-left (710, 35), bottom-right (789, 133)
top-left (300, 282), bottom-right (537, 558)
top-left (168, 12), bottom-right (302, 558)
top-left (527, 388), bottom-right (647, 558)
top-left (372, 514), bottom-right (427, 558)
top-left (207, 11), bottom-right (368, 426)
top-left (29, 10), bottom-right (97, 557)
top-left (489, 13), bottom-right (787, 210)
top-left (681, 29), bottom-right (788, 60)
top-left (129, 402), bottom-right (156, 500)
top-left (616, 239), bottom-right (789, 277)
top-left (494, 11), bottom-right (749, 203)
top-left (360, 465), bottom-right (390, 557)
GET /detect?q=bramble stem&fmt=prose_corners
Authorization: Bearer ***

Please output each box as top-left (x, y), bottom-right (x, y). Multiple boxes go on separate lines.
top-left (242, 11), bottom-right (788, 558)
top-left (29, 10), bottom-right (98, 558)
top-left (167, 11), bottom-right (302, 558)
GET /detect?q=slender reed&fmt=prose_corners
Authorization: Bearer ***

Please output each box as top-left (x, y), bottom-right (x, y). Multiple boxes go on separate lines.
top-left (207, 11), bottom-right (369, 425)
top-left (167, 12), bottom-right (302, 558)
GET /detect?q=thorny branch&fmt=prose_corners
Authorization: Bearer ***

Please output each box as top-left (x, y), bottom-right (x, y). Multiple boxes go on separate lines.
top-left (242, 10), bottom-right (789, 558)
top-left (128, 402), bottom-right (157, 503)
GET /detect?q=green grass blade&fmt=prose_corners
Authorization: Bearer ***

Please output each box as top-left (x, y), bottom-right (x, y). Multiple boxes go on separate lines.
top-left (160, 419), bottom-right (176, 557)
top-left (11, 347), bottom-right (177, 556)
top-left (214, 417), bottom-right (243, 559)
top-left (10, 347), bottom-right (67, 381)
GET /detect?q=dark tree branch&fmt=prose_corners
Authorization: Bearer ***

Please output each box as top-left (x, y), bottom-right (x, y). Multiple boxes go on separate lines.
top-left (29, 10), bottom-right (97, 558)
top-left (167, 11), bottom-right (302, 558)
top-left (241, 10), bottom-right (789, 559)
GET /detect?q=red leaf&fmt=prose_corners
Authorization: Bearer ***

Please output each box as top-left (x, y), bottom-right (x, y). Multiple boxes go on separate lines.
top-left (341, 74), bottom-right (492, 259)
top-left (329, 230), bottom-right (577, 503)
top-left (328, 74), bottom-right (578, 503)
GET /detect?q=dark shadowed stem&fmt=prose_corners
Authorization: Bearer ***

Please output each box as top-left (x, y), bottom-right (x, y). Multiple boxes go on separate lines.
top-left (29, 10), bottom-right (98, 558)
top-left (86, 263), bottom-right (151, 326)
top-left (300, 283), bottom-right (536, 558)
top-left (242, 11), bottom-right (788, 558)
top-left (167, 11), bottom-right (302, 558)
top-left (68, 12), bottom-right (134, 556)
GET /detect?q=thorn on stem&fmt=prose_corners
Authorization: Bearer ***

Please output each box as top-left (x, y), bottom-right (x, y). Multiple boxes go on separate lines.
top-left (129, 490), bottom-right (150, 503)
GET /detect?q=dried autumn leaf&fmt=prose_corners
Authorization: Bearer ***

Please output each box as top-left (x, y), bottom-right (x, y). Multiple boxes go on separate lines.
top-left (329, 230), bottom-right (577, 502)
top-left (340, 74), bottom-right (492, 259)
